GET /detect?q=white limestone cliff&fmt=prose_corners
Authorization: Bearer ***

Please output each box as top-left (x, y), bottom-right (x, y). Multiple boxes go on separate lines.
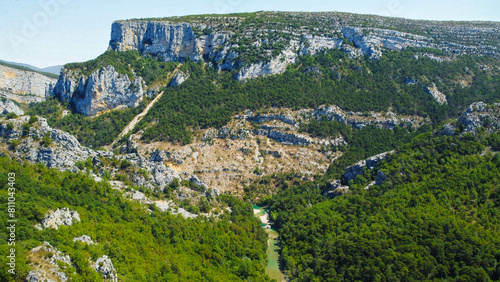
top-left (0, 64), bottom-right (56, 103)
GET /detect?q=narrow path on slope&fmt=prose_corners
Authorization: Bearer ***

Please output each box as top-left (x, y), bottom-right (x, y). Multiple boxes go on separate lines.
top-left (108, 64), bottom-right (182, 149)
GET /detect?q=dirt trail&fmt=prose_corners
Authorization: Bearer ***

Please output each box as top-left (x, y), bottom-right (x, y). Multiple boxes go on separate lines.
top-left (108, 64), bottom-right (182, 149)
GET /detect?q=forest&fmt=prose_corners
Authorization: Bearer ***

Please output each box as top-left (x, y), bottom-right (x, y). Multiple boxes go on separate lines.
top-left (0, 157), bottom-right (270, 281)
top-left (267, 130), bottom-right (500, 281)
top-left (29, 48), bottom-right (499, 150)
top-left (4, 27), bottom-right (500, 282)
top-left (136, 48), bottom-right (499, 145)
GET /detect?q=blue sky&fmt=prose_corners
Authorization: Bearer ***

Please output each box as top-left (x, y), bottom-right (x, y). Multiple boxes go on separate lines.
top-left (1, 0), bottom-right (499, 68)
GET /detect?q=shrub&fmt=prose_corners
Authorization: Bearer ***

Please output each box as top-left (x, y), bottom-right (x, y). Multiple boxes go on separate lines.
top-left (5, 112), bottom-right (17, 119)
top-left (41, 135), bottom-right (53, 146)
top-left (28, 115), bottom-right (38, 124)
top-left (10, 139), bottom-right (20, 149)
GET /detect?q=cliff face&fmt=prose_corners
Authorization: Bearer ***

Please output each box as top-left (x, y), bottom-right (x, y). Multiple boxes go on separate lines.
top-left (54, 65), bottom-right (144, 116)
top-left (53, 12), bottom-right (500, 115)
top-left (341, 27), bottom-right (435, 59)
top-left (107, 12), bottom-right (500, 82)
top-left (0, 64), bottom-right (57, 103)
top-left (109, 21), bottom-right (230, 62)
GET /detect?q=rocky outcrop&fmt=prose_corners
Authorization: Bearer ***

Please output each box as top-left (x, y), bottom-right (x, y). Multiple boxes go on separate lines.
top-left (267, 130), bottom-right (312, 146)
top-left (26, 242), bottom-right (71, 282)
top-left (344, 151), bottom-right (395, 183)
top-left (73, 235), bottom-right (95, 244)
top-left (109, 21), bottom-right (232, 63)
top-left (324, 179), bottom-right (350, 197)
top-left (189, 174), bottom-right (209, 190)
top-left (123, 190), bottom-right (151, 204)
top-left (27, 242), bottom-right (117, 282)
top-left (441, 102), bottom-right (500, 136)
top-left (150, 149), bottom-right (184, 164)
top-left (55, 66), bottom-right (144, 116)
top-left (58, 11), bottom-right (497, 96)
top-left (155, 200), bottom-right (198, 219)
top-left (0, 64), bottom-right (56, 102)
top-left (246, 113), bottom-right (297, 126)
top-left (235, 43), bottom-right (299, 81)
top-left (105, 20), bottom-right (365, 81)
top-left (298, 35), bottom-right (343, 56)
top-left (341, 27), bottom-right (434, 59)
top-left (90, 255), bottom-right (118, 282)
top-left (235, 105), bottom-right (427, 133)
top-left (77, 66), bottom-right (143, 116)
top-left (0, 99), bottom-right (24, 115)
top-left (145, 158), bottom-right (181, 188)
top-left (216, 123), bottom-right (344, 146)
top-left (307, 104), bottom-right (427, 130)
top-left (0, 116), bottom-right (186, 191)
top-left (0, 116), bottom-right (99, 170)
top-left (426, 83), bottom-right (447, 104)
top-left (460, 102), bottom-right (500, 134)
top-left (53, 69), bottom-right (82, 103)
top-left (310, 105), bottom-right (347, 123)
top-left (169, 71), bottom-right (189, 87)
top-left (41, 208), bottom-right (80, 230)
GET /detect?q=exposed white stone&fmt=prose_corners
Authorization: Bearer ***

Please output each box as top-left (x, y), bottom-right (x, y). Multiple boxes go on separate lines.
top-left (0, 64), bottom-right (56, 101)
top-left (90, 255), bottom-right (118, 282)
top-left (26, 242), bottom-right (71, 282)
top-left (73, 235), bottom-right (94, 244)
top-left (41, 208), bottom-right (80, 230)
top-left (426, 83), bottom-right (447, 104)
top-left (154, 200), bottom-right (198, 219)
top-left (342, 27), bottom-right (434, 59)
top-left (344, 151), bottom-right (395, 183)
top-left (460, 102), bottom-right (500, 134)
top-left (0, 99), bottom-right (24, 115)
top-left (0, 116), bottom-right (99, 170)
top-left (169, 71), bottom-right (190, 87)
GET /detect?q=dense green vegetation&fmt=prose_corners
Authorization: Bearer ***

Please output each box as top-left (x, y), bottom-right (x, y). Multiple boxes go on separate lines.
top-left (268, 132), bottom-right (500, 281)
top-left (0, 157), bottom-right (269, 281)
top-left (27, 51), bottom-right (182, 149)
top-left (27, 98), bottom-right (145, 148)
top-left (137, 48), bottom-right (499, 144)
top-left (32, 48), bottom-right (499, 151)
top-left (65, 51), bottom-right (178, 85)
top-left (301, 119), bottom-right (431, 180)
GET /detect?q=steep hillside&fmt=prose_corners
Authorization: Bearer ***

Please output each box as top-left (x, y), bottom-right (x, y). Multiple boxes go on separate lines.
top-left (0, 62), bottom-right (57, 104)
top-left (268, 129), bottom-right (500, 281)
top-left (52, 11), bottom-right (500, 117)
top-left (0, 156), bottom-right (269, 281)
top-left (27, 10), bottom-right (500, 196)
top-left (109, 12), bottom-right (500, 78)
top-left (1, 11), bottom-right (500, 281)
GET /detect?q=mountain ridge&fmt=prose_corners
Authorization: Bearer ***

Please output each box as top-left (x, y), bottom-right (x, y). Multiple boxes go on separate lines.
top-left (0, 60), bottom-right (61, 77)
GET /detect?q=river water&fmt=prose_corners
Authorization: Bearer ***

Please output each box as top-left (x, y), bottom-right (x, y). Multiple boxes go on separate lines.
top-left (253, 205), bottom-right (286, 282)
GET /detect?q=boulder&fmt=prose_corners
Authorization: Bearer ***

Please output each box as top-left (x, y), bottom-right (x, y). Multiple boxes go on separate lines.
top-left (41, 208), bottom-right (80, 230)
top-left (169, 71), bottom-right (190, 87)
top-left (344, 151), bottom-right (395, 183)
top-left (90, 255), bottom-right (118, 282)
top-left (0, 99), bottom-right (24, 115)
top-left (324, 180), bottom-right (350, 197)
top-left (73, 235), bottom-right (95, 244)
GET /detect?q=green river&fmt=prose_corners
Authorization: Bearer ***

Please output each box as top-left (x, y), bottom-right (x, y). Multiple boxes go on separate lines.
top-left (253, 205), bottom-right (286, 282)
